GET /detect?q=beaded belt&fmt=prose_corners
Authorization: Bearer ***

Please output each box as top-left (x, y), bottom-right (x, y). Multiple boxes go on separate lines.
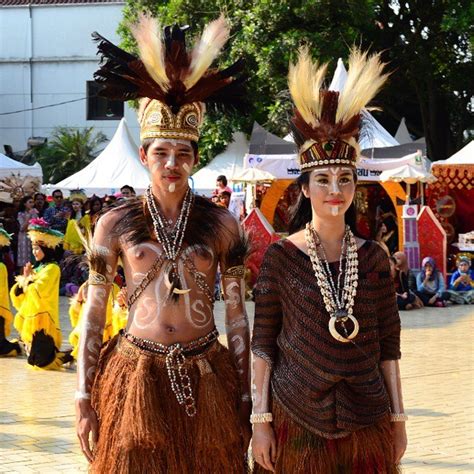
top-left (122, 329), bottom-right (219, 417)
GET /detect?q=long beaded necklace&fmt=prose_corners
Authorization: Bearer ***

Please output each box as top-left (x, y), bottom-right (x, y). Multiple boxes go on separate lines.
top-left (305, 223), bottom-right (360, 343)
top-left (145, 185), bottom-right (194, 296)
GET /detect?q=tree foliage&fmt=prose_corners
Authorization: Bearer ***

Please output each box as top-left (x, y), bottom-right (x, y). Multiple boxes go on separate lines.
top-left (35, 127), bottom-right (107, 183)
top-left (117, 0), bottom-right (473, 164)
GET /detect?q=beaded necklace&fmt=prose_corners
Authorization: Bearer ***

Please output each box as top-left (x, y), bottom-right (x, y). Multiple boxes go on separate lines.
top-left (305, 223), bottom-right (359, 343)
top-left (145, 185), bottom-right (194, 296)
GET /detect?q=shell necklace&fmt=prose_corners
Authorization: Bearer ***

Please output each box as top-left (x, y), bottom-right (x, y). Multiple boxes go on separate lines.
top-left (305, 223), bottom-right (359, 343)
top-left (145, 185), bottom-right (194, 296)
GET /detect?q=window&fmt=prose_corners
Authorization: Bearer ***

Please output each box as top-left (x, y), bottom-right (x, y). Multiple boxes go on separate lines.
top-left (86, 81), bottom-right (124, 120)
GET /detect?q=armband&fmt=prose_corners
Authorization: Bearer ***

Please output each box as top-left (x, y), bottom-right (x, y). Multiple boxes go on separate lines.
top-left (222, 265), bottom-right (245, 279)
top-left (88, 270), bottom-right (108, 286)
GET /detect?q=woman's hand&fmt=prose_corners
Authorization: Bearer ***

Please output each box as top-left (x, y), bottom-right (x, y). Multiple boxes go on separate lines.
top-left (23, 262), bottom-right (32, 277)
top-left (252, 423), bottom-right (277, 472)
top-left (392, 422), bottom-right (407, 463)
top-left (75, 398), bottom-right (99, 463)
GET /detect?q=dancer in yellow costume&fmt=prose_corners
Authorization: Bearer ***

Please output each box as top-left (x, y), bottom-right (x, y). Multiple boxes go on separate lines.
top-left (63, 191), bottom-right (91, 255)
top-left (69, 282), bottom-right (128, 359)
top-left (11, 218), bottom-right (73, 369)
top-left (0, 228), bottom-right (21, 357)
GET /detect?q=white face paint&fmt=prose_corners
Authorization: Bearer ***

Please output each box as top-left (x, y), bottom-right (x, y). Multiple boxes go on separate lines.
top-left (168, 182), bottom-right (176, 193)
top-left (311, 166), bottom-right (355, 216)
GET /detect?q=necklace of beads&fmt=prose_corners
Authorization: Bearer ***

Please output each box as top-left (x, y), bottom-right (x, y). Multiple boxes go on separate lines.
top-left (145, 186), bottom-right (194, 295)
top-left (305, 223), bottom-right (359, 343)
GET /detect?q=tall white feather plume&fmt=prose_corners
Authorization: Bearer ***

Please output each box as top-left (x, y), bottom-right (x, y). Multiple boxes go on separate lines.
top-left (336, 48), bottom-right (388, 124)
top-left (184, 14), bottom-right (230, 89)
top-left (288, 46), bottom-right (327, 127)
top-left (131, 14), bottom-right (169, 91)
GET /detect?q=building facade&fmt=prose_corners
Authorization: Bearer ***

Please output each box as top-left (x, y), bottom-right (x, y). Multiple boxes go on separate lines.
top-left (0, 0), bottom-right (140, 153)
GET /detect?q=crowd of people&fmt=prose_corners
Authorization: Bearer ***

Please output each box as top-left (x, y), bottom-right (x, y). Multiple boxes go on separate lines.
top-left (0, 185), bottom-right (138, 367)
top-left (389, 252), bottom-right (474, 311)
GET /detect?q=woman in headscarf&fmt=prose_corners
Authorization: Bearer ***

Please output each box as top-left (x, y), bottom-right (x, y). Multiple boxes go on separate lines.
top-left (415, 257), bottom-right (450, 307)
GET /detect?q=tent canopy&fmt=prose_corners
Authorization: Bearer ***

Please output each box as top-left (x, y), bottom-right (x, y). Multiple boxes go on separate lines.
top-left (0, 153), bottom-right (42, 177)
top-left (52, 118), bottom-right (149, 196)
top-left (248, 122), bottom-right (296, 155)
top-left (444, 140), bottom-right (474, 165)
top-left (191, 132), bottom-right (248, 195)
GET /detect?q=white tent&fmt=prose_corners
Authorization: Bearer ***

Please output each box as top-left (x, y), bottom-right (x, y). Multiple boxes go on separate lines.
top-left (445, 140), bottom-right (474, 164)
top-left (329, 58), bottom-right (399, 149)
top-left (191, 132), bottom-right (248, 195)
top-left (394, 118), bottom-right (413, 145)
top-left (0, 154), bottom-right (42, 202)
top-left (52, 118), bottom-right (149, 196)
top-left (283, 58), bottom-right (399, 150)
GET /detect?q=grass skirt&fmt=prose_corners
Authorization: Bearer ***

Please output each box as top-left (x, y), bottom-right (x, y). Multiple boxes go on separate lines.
top-left (254, 402), bottom-right (400, 474)
top-left (91, 334), bottom-right (247, 474)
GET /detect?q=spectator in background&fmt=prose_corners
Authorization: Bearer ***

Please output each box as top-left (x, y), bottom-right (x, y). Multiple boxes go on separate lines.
top-left (447, 256), bottom-right (474, 304)
top-left (390, 252), bottom-right (423, 310)
top-left (16, 195), bottom-right (38, 272)
top-left (120, 185), bottom-right (136, 199)
top-left (33, 193), bottom-right (48, 217)
top-left (375, 222), bottom-right (394, 257)
top-left (219, 191), bottom-right (231, 208)
top-left (43, 189), bottom-right (68, 233)
top-left (213, 175), bottom-right (232, 196)
top-left (86, 196), bottom-right (103, 234)
top-left (104, 195), bottom-right (117, 208)
top-left (416, 257), bottom-right (450, 307)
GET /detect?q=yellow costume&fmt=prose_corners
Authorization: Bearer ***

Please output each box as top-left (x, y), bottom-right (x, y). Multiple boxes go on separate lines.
top-left (11, 263), bottom-right (62, 350)
top-left (0, 262), bottom-right (13, 335)
top-left (69, 282), bottom-right (128, 359)
top-left (63, 214), bottom-right (91, 254)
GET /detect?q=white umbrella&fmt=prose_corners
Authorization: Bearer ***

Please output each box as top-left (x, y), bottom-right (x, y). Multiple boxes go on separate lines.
top-left (380, 164), bottom-right (437, 204)
top-left (230, 168), bottom-right (276, 183)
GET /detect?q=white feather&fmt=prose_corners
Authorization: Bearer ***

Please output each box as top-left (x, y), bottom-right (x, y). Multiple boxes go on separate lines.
top-left (130, 14), bottom-right (169, 91)
top-left (184, 14), bottom-right (230, 89)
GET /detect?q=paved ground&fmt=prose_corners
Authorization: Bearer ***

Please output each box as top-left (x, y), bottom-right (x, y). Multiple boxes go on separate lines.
top-left (0, 299), bottom-right (473, 473)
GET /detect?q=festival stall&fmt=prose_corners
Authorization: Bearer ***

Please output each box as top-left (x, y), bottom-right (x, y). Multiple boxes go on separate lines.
top-left (428, 141), bottom-right (474, 268)
top-left (0, 153), bottom-right (42, 203)
top-left (49, 118), bottom-right (149, 196)
top-left (191, 132), bottom-right (248, 195)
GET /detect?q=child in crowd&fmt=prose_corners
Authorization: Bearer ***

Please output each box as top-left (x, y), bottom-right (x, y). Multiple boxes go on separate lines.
top-left (447, 256), bottom-right (474, 304)
top-left (0, 228), bottom-right (21, 357)
top-left (416, 256), bottom-right (450, 307)
top-left (10, 218), bottom-right (72, 369)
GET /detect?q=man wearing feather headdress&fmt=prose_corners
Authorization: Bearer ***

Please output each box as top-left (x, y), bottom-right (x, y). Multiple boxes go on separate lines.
top-left (74, 14), bottom-right (251, 473)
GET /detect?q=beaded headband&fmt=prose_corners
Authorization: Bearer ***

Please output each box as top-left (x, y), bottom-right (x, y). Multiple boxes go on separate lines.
top-left (288, 47), bottom-right (389, 172)
top-left (93, 14), bottom-right (246, 143)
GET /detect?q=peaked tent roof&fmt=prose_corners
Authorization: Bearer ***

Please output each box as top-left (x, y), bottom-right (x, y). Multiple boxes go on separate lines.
top-left (53, 118), bottom-right (149, 196)
top-left (361, 142), bottom-right (427, 160)
top-left (248, 122), bottom-right (296, 155)
top-left (191, 132), bottom-right (248, 196)
top-left (0, 153), bottom-right (42, 177)
top-left (394, 118), bottom-right (413, 145)
top-left (445, 140), bottom-right (474, 164)
top-left (329, 58), bottom-right (399, 150)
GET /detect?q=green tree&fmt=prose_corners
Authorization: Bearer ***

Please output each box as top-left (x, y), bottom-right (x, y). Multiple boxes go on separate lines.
top-left (117, 0), bottom-right (473, 164)
top-left (374, 0), bottom-right (474, 161)
top-left (35, 127), bottom-right (107, 183)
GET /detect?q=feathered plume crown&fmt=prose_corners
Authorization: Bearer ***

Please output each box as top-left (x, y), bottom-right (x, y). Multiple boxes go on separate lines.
top-left (92, 14), bottom-right (246, 142)
top-left (289, 47), bottom-right (389, 171)
top-left (27, 218), bottom-right (64, 249)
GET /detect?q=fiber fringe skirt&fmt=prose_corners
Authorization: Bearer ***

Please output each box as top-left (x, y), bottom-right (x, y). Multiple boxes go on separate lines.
top-left (254, 402), bottom-right (400, 474)
top-left (90, 334), bottom-right (247, 474)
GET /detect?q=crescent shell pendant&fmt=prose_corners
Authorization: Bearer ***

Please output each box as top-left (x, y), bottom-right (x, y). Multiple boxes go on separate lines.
top-left (164, 268), bottom-right (192, 295)
top-left (328, 315), bottom-right (359, 343)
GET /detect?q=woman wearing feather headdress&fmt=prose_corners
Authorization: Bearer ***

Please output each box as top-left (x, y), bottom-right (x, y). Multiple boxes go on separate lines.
top-left (251, 48), bottom-right (406, 473)
top-left (75, 14), bottom-right (251, 473)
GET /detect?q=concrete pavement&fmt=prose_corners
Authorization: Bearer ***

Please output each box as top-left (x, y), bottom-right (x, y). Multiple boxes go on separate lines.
top-left (0, 299), bottom-right (473, 473)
